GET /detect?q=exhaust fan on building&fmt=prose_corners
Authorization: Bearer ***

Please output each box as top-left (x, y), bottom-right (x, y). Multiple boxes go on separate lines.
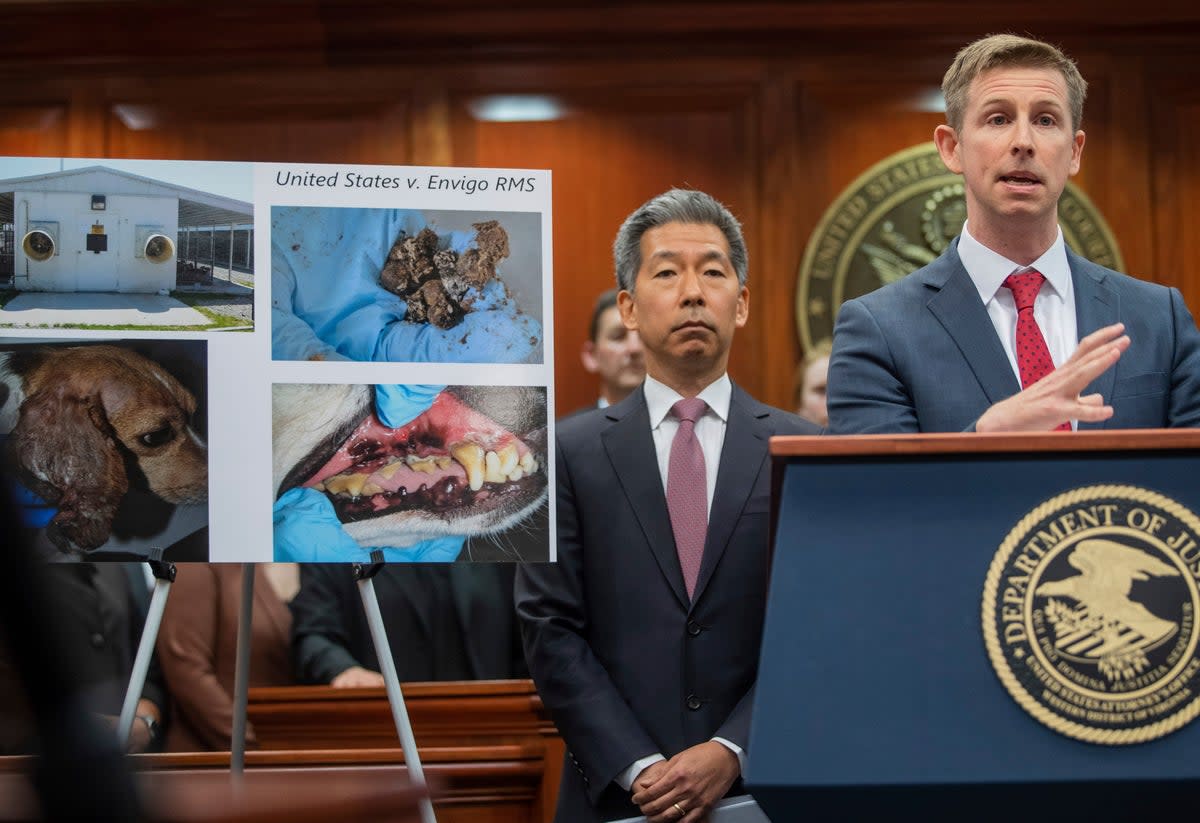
top-left (135, 226), bottom-right (175, 263)
top-left (22, 221), bottom-right (59, 262)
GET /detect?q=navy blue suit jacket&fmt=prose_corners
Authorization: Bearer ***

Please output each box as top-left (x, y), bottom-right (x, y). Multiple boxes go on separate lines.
top-left (515, 383), bottom-right (817, 821)
top-left (827, 240), bottom-right (1200, 433)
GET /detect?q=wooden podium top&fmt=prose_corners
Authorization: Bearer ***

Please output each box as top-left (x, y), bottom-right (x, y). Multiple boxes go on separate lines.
top-left (770, 428), bottom-right (1200, 457)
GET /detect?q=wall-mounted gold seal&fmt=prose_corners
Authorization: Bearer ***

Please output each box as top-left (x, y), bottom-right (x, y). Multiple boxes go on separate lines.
top-left (796, 143), bottom-right (1124, 351)
top-left (982, 485), bottom-right (1200, 744)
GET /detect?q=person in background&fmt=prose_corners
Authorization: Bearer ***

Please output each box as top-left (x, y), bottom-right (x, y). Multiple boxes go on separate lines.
top-left (793, 339), bottom-right (831, 427)
top-left (156, 563), bottom-right (296, 751)
top-left (0, 562), bottom-right (166, 755)
top-left (290, 563), bottom-right (526, 687)
top-left (0, 471), bottom-right (143, 821)
top-left (577, 287), bottom-right (645, 412)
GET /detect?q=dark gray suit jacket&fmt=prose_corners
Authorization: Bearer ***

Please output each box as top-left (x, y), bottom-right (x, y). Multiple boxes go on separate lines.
top-left (291, 563), bottom-right (526, 684)
top-left (515, 383), bottom-right (818, 821)
top-left (827, 240), bottom-right (1200, 433)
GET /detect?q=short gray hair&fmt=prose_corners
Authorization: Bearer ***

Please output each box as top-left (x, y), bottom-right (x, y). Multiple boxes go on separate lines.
top-left (613, 188), bottom-right (748, 292)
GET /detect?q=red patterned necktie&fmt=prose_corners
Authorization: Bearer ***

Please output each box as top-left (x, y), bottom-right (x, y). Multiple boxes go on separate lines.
top-left (667, 397), bottom-right (708, 599)
top-left (1003, 270), bottom-right (1071, 431)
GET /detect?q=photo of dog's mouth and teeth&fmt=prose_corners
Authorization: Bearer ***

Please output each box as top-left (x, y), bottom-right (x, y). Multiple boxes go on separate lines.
top-left (304, 391), bottom-right (541, 523)
top-left (273, 384), bottom-right (548, 549)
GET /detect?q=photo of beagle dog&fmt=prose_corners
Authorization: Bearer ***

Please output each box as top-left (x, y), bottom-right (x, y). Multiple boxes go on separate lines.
top-left (0, 340), bottom-right (208, 557)
top-left (273, 384), bottom-right (548, 561)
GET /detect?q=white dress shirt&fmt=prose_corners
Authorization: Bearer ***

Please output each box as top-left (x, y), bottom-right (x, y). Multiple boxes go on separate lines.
top-left (615, 373), bottom-right (744, 792)
top-left (643, 373), bottom-right (731, 514)
top-left (959, 222), bottom-right (1078, 378)
top-left (959, 224), bottom-right (1080, 429)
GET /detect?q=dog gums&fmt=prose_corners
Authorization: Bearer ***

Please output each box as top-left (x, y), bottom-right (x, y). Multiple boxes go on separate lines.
top-left (301, 391), bottom-right (541, 524)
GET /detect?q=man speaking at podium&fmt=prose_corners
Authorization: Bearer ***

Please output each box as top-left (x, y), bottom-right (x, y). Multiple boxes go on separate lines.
top-left (517, 189), bottom-right (816, 822)
top-left (828, 34), bottom-right (1200, 434)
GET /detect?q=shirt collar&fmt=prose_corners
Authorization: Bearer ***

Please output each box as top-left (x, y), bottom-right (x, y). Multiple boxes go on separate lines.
top-left (959, 222), bottom-right (1071, 304)
top-left (644, 373), bottom-right (731, 429)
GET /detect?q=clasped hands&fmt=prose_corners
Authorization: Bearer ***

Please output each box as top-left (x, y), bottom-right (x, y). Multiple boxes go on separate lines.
top-left (631, 741), bottom-right (739, 823)
top-left (976, 322), bottom-right (1130, 433)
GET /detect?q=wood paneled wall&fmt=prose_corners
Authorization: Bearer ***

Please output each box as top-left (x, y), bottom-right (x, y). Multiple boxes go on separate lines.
top-left (2, 1), bottom-right (1198, 413)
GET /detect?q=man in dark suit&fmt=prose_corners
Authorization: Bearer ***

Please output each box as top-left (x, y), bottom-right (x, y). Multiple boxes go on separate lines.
top-left (828, 33), bottom-right (1200, 434)
top-left (516, 189), bottom-right (818, 822)
top-left (291, 563), bottom-right (526, 685)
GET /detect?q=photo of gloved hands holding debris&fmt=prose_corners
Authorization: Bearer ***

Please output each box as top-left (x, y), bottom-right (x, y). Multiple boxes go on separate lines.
top-left (271, 207), bottom-right (544, 364)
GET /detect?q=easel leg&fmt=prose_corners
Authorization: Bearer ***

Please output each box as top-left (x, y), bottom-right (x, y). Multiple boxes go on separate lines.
top-left (118, 552), bottom-right (176, 748)
top-left (355, 556), bottom-right (438, 823)
top-left (230, 562), bottom-right (255, 777)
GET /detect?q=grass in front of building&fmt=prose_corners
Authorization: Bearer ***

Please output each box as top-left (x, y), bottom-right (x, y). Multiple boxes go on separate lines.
top-left (0, 290), bottom-right (251, 332)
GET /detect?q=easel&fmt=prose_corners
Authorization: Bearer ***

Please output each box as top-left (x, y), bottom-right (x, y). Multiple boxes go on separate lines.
top-left (118, 550), bottom-right (438, 823)
top-left (116, 548), bottom-right (174, 747)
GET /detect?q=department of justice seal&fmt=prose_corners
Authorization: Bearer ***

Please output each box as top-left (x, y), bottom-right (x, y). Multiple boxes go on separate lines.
top-left (796, 143), bottom-right (1124, 351)
top-left (982, 485), bottom-right (1200, 744)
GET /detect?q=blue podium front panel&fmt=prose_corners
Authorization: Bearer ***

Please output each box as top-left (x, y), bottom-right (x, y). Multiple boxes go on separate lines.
top-left (749, 449), bottom-right (1200, 794)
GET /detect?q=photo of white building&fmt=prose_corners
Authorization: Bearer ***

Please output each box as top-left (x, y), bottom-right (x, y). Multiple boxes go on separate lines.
top-left (0, 165), bottom-right (251, 294)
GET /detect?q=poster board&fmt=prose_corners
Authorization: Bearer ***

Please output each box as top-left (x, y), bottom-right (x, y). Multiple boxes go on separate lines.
top-left (0, 157), bottom-right (554, 563)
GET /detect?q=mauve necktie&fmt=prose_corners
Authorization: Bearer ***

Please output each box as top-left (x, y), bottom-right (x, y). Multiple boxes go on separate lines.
top-left (1003, 270), bottom-right (1071, 431)
top-left (667, 397), bottom-right (708, 599)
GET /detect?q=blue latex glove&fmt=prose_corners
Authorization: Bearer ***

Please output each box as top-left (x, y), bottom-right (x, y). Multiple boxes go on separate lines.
top-left (7, 479), bottom-right (57, 529)
top-left (375, 383), bottom-right (445, 428)
top-left (272, 488), bottom-right (464, 563)
top-left (271, 384), bottom-right (462, 562)
top-left (271, 207), bottom-right (542, 363)
top-left (0, 434), bottom-right (57, 528)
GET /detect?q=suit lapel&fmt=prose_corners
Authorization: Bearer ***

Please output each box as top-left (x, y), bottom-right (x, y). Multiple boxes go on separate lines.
top-left (690, 385), bottom-right (767, 607)
top-left (601, 390), bottom-right (690, 610)
top-left (924, 248), bottom-right (1021, 404)
top-left (1069, 250), bottom-right (1119, 430)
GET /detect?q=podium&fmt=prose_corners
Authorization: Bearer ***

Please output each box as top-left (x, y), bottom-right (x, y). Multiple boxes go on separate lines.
top-left (748, 431), bottom-right (1200, 822)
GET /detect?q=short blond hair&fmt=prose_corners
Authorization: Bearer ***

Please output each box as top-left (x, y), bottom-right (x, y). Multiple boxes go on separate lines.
top-left (942, 34), bottom-right (1087, 132)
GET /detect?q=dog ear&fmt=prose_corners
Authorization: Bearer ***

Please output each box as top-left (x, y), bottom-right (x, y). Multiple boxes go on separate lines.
top-left (11, 386), bottom-right (128, 553)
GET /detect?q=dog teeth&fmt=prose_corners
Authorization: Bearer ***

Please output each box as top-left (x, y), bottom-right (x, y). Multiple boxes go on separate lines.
top-left (497, 443), bottom-right (519, 476)
top-left (406, 455), bottom-right (438, 474)
top-left (316, 442), bottom-right (541, 500)
top-left (484, 450), bottom-right (508, 484)
top-left (450, 441), bottom-right (485, 491)
top-left (324, 473), bottom-right (367, 498)
top-left (451, 440), bottom-right (540, 489)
